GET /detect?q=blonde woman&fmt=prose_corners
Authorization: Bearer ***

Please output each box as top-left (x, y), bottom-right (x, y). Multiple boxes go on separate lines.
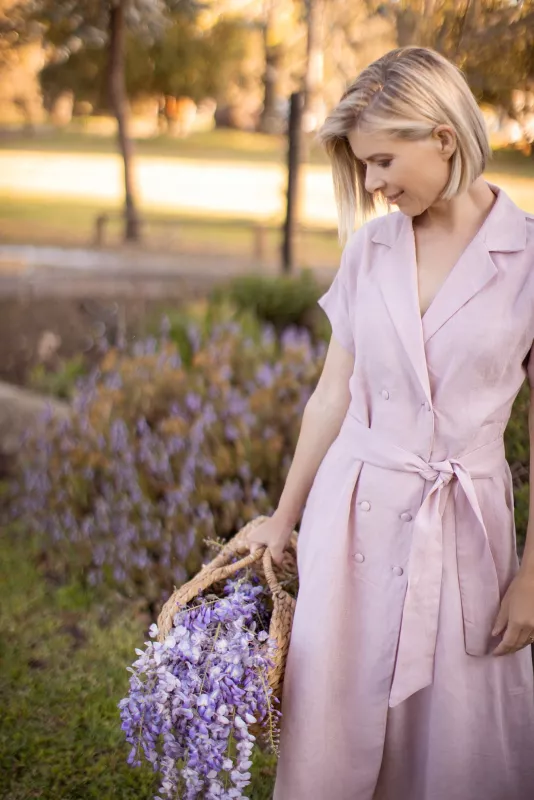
top-left (247, 46), bottom-right (534, 799)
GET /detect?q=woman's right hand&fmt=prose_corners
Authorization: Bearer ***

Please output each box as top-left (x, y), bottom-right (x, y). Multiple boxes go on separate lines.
top-left (246, 513), bottom-right (295, 568)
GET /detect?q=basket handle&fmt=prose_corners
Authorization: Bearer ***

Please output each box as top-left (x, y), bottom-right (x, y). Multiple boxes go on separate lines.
top-left (203, 516), bottom-right (287, 598)
top-left (261, 545), bottom-right (285, 597)
top-left (156, 517), bottom-right (292, 641)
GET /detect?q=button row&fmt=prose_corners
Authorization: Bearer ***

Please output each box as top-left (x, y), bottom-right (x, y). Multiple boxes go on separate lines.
top-left (358, 500), bottom-right (412, 522)
top-left (381, 388), bottom-right (433, 414)
top-left (352, 553), bottom-right (404, 576)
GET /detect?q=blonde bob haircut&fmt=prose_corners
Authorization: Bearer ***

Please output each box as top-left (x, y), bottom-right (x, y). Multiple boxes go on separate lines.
top-left (317, 45), bottom-right (492, 245)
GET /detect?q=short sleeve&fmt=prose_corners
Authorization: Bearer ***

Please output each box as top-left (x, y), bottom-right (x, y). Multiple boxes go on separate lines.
top-left (317, 246), bottom-right (355, 355)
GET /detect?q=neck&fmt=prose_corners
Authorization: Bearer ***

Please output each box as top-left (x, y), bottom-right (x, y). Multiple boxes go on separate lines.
top-left (414, 177), bottom-right (497, 234)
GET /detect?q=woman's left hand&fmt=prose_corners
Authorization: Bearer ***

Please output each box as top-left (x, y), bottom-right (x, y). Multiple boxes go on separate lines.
top-left (492, 572), bottom-right (534, 656)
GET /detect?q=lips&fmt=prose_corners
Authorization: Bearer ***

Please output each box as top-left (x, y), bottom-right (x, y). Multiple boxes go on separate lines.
top-left (386, 191), bottom-right (403, 203)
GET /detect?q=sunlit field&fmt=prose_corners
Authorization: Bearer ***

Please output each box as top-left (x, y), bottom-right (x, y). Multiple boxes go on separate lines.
top-left (1, 129), bottom-right (533, 271)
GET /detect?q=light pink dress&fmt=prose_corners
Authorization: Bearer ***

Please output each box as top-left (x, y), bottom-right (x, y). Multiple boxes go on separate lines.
top-left (272, 182), bottom-right (534, 800)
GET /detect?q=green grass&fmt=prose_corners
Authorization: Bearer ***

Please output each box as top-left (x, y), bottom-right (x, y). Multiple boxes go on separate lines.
top-left (486, 145), bottom-right (534, 178)
top-left (0, 524), bottom-right (277, 799)
top-left (0, 125), bottom-right (328, 166)
top-left (1, 128), bottom-right (534, 265)
top-left (0, 193), bottom-right (342, 269)
top-left (2, 124), bottom-right (534, 173)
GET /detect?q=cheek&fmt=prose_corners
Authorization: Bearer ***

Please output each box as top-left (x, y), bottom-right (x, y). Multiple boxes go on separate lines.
top-left (402, 157), bottom-right (446, 192)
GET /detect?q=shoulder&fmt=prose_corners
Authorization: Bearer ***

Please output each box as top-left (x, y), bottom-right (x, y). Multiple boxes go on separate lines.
top-left (340, 212), bottom-right (400, 281)
top-left (344, 211), bottom-right (401, 255)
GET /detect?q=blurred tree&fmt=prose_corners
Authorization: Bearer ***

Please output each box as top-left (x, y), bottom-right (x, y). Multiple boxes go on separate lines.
top-left (0, 0), bottom-right (45, 126)
top-left (147, 12), bottom-right (250, 101)
top-left (16, 0), bottom-right (203, 242)
top-left (383, 0), bottom-right (534, 148)
top-left (40, 47), bottom-right (106, 111)
top-left (302, 0), bottom-right (326, 134)
top-left (257, 0), bottom-right (302, 133)
top-left (38, 10), bottom-right (251, 109)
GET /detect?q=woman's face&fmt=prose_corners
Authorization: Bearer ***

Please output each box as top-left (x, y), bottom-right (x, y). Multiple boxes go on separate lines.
top-left (347, 125), bottom-right (456, 217)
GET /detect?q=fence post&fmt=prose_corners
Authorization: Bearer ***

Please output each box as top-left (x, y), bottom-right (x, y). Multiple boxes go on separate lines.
top-left (281, 91), bottom-right (303, 274)
top-left (94, 214), bottom-right (108, 247)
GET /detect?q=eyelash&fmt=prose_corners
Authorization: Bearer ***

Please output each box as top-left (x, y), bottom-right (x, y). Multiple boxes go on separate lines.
top-left (362, 160), bottom-right (392, 169)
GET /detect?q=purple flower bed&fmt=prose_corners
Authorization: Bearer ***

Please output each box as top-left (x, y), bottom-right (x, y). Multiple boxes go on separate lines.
top-left (7, 313), bottom-right (325, 609)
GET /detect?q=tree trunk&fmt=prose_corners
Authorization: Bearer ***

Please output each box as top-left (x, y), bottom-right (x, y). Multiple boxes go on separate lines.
top-left (108, 0), bottom-right (140, 242)
top-left (258, 1), bottom-right (283, 134)
top-left (302, 0), bottom-right (324, 122)
top-left (301, 0), bottom-right (325, 161)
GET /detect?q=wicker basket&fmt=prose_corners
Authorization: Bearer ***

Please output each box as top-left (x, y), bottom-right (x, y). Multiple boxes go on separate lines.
top-left (156, 515), bottom-right (299, 723)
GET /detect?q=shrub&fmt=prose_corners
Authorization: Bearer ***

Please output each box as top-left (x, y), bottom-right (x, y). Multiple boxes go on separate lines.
top-left (210, 270), bottom-right (330, 340)
top-left (8, 313), bottom-right (326, 611)
top-left (504, 381), bottom-right (531, 554)
top-left (28, 354), bottom-right (88, 400)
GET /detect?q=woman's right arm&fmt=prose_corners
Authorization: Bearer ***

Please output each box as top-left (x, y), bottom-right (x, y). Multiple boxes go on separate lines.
top-left (247, 334), bottom-right (354, 564)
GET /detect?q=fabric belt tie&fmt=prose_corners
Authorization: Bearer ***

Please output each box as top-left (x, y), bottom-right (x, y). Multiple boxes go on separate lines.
top-left (338, 413), bottom-right (505, 708)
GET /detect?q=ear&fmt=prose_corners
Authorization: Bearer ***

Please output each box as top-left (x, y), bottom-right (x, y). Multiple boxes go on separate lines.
top-left (433, 124), bottom-right (456, 160)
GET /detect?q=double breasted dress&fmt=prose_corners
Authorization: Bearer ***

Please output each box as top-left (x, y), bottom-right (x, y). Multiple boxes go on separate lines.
top-left (272, 182), bottom-right (534, 800)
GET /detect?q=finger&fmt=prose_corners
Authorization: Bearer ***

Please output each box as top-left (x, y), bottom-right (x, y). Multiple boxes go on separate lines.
top-left (491, 609), bottom-right (508, 637)
top-left (269, 549), bottom-right (284, 567)
top-left (515, 627), bottom-right (534, 651)
top-left (493, 625), bottom-right (522, 656)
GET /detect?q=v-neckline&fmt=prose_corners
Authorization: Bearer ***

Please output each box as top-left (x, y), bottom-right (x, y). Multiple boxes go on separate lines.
top-left (407, 184), bottom-right (499, 323)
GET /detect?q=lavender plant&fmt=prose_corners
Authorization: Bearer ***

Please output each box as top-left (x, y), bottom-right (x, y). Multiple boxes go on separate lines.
top-left (7, 310), bottom-right (324, 608)
top-left (119, 574), bottom-right (282, 799)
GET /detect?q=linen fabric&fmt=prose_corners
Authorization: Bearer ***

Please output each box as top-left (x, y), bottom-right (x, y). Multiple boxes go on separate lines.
top-left (272, 182), bottom-right (534, 800)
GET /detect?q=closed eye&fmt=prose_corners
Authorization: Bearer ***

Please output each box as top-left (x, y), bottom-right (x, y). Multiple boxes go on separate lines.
top-left (360, 159), bottom-right (392, 169)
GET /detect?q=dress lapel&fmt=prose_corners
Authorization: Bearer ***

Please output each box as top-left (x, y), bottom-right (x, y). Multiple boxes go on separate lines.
top-left (421, 238), bottom-right (497, 343)
top-left (374, 213), bottom-right (432, 404)
top-left (370, 182), bottom-right (527, 403)
top-left (421, 182), bottom-right (527, 342)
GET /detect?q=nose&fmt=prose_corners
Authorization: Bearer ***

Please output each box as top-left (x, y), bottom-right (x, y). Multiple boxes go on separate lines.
top-left (364, 164), bottom-right (385, 195)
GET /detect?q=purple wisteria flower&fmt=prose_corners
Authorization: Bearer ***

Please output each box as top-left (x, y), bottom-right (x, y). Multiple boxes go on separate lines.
top-left (4, 313), bottom-right (316, 606)
top-left (118, 575), bottom-right (281, 799)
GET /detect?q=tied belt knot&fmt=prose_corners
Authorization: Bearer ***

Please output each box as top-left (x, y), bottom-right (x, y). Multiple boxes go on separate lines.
top-left (418, 459), bottom-right (455, 484)
top-left (338, 413), bottom-right (506, 708)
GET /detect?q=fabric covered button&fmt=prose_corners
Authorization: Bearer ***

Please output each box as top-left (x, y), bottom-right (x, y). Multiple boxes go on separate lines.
top-left (400, 511), bottom-right (412, 522)
top-left (381, 389), bottom-right (390, 400)
top-left (392, 565), bottom-right (404, 576)
top-left (360, 501), bottom-right (371, 511)
top-left (353, 553), bottom-right (365, 563)
top-left (421, 400), bottom-right (431, 412)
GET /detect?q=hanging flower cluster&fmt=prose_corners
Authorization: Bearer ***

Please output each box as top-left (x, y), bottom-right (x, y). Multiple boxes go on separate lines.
top-left (119, 573), bottom-right (281, 799)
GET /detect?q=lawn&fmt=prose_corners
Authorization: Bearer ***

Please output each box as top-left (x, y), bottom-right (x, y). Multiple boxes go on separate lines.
top-left (0, 126), bottom-right (303, 165)
top-left (0, 522), bottom-right (277, 799)
top-left (1, 127), bottom-right (534, 267)
top-left (0, 194), bottom-right (342, 270)
top-left (1, 124), bottom-right (533, 171)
